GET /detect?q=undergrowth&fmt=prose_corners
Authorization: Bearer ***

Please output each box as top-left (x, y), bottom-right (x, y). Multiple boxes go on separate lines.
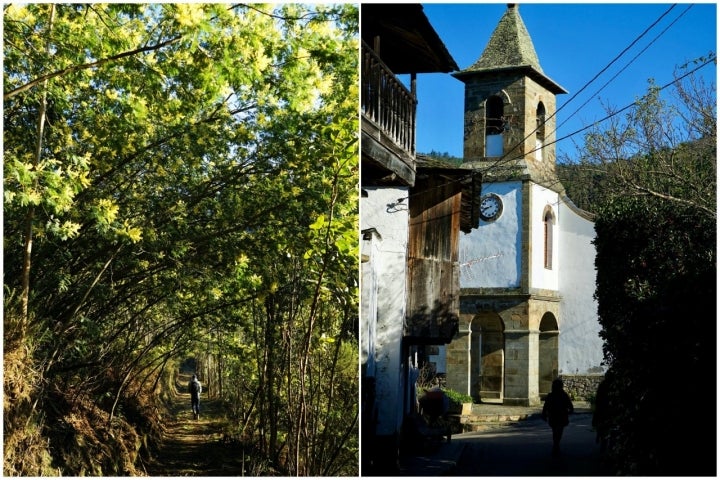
top-left (3, 340), bottom-right (56, 476)
top-left (4, 315), bottom-right (167, 475)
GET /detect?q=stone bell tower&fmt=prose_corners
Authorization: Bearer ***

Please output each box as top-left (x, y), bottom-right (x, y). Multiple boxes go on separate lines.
top-left (444, 4), bottom-right (574, 407)
top-left (452, 3), bottom-right (567, 188)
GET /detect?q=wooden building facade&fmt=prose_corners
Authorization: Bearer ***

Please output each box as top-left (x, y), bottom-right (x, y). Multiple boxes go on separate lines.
top-left (360, 4), bottom-right (480, 474)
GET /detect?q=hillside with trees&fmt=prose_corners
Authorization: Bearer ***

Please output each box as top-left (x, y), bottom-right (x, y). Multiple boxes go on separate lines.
top-left (560, 68), bottom-right (716, 474)
top-left (3, 4), bottom-right (359, 476)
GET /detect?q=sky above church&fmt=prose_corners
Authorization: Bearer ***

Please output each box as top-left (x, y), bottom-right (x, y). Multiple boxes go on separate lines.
top-left (407, 2), bottom-right (717, 160)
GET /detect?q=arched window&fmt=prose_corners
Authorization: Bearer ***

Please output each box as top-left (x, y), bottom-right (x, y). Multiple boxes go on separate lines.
top-left (543, 207), bottom-right (554, 269)
top-left (486, 96), bottom-right (504, 157)
top-left (535, 102), bottom-right (546, 161)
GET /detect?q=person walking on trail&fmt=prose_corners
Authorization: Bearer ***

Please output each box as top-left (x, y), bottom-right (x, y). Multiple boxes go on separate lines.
top-left (189, 374), bottom-right (202, 420)
top-left (542, 378), bottom-right (574, 456)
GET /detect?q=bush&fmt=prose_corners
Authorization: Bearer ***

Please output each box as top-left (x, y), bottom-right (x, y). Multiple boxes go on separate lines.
top-left (594, 196), bottom-right (716, 475)
top-left (441, 388), bottom-right (472, 406)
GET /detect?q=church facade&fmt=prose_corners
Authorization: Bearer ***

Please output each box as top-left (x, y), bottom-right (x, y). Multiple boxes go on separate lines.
top-left (436, 4), bottom-right (604, 406)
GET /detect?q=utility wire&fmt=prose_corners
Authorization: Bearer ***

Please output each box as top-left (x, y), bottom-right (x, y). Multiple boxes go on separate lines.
top-left (392, 54), bottom-right (716, 205)
top-left (553, 4), bottom-right (693, 134)
top-left (379, 4), bottom-right (710, 204)
top-left (545, 54), bottom-right (716, 155)
top-left (505, 52), bottom-right (717, 196)
top-left (483, 4), bottom-right (679, 174)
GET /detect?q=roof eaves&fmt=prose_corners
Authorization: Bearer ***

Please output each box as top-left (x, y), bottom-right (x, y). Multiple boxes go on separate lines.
top-left (452, 64), bottom-right (568, 95)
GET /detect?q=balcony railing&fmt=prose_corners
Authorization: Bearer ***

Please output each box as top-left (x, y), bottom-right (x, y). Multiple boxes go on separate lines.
top-left (361, 40), bottom-right (417, 156)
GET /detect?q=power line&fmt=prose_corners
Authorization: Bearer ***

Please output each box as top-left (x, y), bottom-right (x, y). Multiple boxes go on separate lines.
top-left (381, 4), bottom-right (712, 203)
top-left (482, 4), bottom-right (680, 173)
top-left (548, 54), bottom-right (716, 153)
top-left (399, 53), bottom-right (715, 203)
top-left (510, 52), bottom-right (717, 195)
top-left (553, 4), bottom-right (694, 134)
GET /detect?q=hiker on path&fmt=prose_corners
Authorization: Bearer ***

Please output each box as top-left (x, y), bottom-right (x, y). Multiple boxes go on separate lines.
top-left (189, 374), bottom-right (202, 420)
top-left (542, 378), bottom-right (574, 456)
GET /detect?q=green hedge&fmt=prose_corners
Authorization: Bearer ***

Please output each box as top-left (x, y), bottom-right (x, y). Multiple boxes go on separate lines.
top-left (594, 196), bottom-right (715, 475)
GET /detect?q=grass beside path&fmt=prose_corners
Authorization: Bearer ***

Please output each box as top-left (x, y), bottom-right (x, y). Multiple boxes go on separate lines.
top-left (144, 373), bottom-right (247, 476)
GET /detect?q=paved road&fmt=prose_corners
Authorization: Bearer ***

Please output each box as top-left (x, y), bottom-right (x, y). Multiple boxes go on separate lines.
top-left (453, 413), bottom-right (612, 476)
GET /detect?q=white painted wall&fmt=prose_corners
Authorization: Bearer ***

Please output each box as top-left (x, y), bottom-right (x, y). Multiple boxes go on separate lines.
top-left (360, 186), bottom-right (410, 436)
top-left (360, 230), bottom-right (379, 379)
top-left (428, 349), bottom-right (446, 374)
top-left (460, 181), bottom-right (522, 288)
top-left (529, 184), bottom-right (559, 291)
top-left (558, 198), bottom-right (604, 374)
top-left (455, 180), bottom-right (604, 376)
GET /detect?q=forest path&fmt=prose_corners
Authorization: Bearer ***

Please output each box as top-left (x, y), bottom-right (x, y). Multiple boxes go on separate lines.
top-left (144, 372), bottom-right (247, 476)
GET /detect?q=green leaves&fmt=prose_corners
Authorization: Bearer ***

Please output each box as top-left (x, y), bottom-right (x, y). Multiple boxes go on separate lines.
top-left (4, 5), bottom-right (358, 474)
top-left (561, 73), bottom-right (716, 220)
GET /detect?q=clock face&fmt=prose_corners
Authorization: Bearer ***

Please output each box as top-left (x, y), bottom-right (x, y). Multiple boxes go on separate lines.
top-left (480, 193), bottom-right (503, 222)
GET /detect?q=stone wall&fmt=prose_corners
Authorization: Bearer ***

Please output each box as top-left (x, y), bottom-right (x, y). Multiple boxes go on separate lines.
top-left (559, 374), bottom-right (604, 402)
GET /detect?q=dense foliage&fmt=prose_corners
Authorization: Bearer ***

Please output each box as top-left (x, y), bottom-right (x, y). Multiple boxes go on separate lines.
top-left (564, 71), bottom-right (716, 474)
top-left (4, 3), bottom-right (358, 475)
top-left (594, 198), bottom-right (715, 475)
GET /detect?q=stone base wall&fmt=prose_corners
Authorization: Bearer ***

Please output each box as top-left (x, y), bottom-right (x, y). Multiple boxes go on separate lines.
top-left (559, 374), bottom-right (604, 401)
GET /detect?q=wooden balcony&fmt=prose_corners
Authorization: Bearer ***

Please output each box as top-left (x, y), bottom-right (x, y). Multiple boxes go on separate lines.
top-left (361, 41), bottom-right (417, 185)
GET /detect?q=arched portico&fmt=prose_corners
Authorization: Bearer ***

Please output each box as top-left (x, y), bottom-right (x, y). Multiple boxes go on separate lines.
top-left (470, 313), bottom-right (505, 402)
top-left (538, 312), bottom-right (559, 397)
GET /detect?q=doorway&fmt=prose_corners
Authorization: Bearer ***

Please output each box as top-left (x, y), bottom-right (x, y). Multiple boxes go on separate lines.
top-left (538, 312), bottom-right (559, 398)
top-left (471, 313), bottom-right (505, 402)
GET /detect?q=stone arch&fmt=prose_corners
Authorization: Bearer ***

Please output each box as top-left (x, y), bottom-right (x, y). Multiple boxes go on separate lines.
top-left (538, 312), bottom-right (559, 397)
top-left (470, 312), bottom-right (505, 402)
top-left (485, 95), bottom-right (505, 156)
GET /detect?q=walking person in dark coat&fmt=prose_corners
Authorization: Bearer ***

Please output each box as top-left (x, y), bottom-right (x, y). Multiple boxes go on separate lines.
top-left (542, 378), bottom-right (574, 456)
top-left (188, 374), bottom-right (202, 420)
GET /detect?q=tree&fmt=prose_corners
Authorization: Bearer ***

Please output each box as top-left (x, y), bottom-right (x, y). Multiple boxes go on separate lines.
top-left (559, 65), bottom-right (716, 218)
top-left (4, 4), bottom-right (358, 475)
top-left (564, 66), bottom-right (716, 474)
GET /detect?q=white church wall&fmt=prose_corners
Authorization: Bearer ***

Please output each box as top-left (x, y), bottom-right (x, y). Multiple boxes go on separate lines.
top-left (558, 200), bottom-right (605, 374)
top-left (360, 186), bottom-right (410, 436)
top-left (460, 181), bottom-right (522, 288)
top-left (529, 184), bottom-right (559, 291)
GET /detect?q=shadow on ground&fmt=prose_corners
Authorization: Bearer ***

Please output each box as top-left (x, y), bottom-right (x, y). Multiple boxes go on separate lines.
top-left (144, 373), bottom-right (249, 476)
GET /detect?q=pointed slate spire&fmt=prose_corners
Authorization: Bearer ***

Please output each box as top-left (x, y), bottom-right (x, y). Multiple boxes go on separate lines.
top-left (469, 4), bottom-right (543, 73)
top-left (454, 4), bottom-right (566, 94)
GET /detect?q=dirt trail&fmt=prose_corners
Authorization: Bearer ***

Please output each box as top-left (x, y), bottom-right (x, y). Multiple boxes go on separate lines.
top-left (145, 373), bottom-right (247, 476)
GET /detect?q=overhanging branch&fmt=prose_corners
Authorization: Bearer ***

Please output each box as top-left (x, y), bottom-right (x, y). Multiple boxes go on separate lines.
top-left (4, 35), bottom-right (182, 101)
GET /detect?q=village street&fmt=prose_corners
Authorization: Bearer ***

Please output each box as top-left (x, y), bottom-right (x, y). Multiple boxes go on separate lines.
top-left (455, 412), bottom-right (610, 476)
top-left (400, 411), bottom-right (613, 476)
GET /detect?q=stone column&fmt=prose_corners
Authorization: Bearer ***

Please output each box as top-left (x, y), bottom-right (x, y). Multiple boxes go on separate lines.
top-left (445, 327), bottom-right (471, 396)
top-left (503, 329), bottom-right (540, 406)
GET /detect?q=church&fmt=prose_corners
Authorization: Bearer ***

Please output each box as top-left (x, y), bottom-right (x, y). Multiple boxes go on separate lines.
top-left (431, 4), bottom-right (605, 406)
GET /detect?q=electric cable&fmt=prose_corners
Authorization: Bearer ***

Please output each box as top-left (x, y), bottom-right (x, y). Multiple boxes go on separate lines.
top-left (370, 4), bottom-right (712, 204)
top-left (481, 4), bottom-right (679, 173)
top-left (553, 4), bottom-right (693, 134)
top-left (387, 53), bottom-right (715, 205)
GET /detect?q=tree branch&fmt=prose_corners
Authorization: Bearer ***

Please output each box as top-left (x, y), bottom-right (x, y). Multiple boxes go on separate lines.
top-left (4, 35), bottom-right (182, 101)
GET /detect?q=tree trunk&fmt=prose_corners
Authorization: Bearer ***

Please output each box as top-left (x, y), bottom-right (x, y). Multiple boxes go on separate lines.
top-left (20, 4), bottom-right (55, 336)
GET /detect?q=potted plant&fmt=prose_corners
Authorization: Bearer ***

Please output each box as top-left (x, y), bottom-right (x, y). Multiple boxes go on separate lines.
top-left (442, 388), bottom-right (473, 415)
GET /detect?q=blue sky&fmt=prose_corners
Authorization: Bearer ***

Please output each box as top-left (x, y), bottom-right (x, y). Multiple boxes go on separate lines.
top-left (405, 3), bottom-right (717, 160)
